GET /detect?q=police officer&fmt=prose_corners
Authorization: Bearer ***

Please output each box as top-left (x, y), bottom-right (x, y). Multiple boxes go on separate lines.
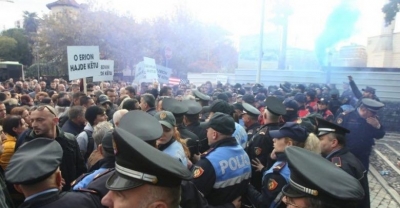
top-left (101, 125), bottom-right (193, 208)
top-left (247, 122), bottom-right (310, 208)
top-left (6, 138), bottom-right (102, 208)
top-left (246, 96), bottom-right (286, 192)
top-left (86, 110), bottom-right (164, 198)
top-left (183, 100), bottom-right (209, 153)
top-left (335, 98), bottom-right (385, 171)
top-left (281, 146), bottom-right (364, 208)
top-left (193, 90), bottom-right (211, 121)
top-left (316, 98), bottom-right (334, 122)
top-left (316, 118), bottom-right (370, 208)
top-left (192, 112), bottom-right (251, 206)
top-left (242, 103), bottom-right (261, 141)
top-left (162, 98), bottom-right (200, 159)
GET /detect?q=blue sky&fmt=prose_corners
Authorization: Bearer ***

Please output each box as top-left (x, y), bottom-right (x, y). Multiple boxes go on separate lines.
top-left (0, 0), bottom-right (398, 50)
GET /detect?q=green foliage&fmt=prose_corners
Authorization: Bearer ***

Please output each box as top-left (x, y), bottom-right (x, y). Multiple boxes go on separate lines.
top-left (382, 0), bottom-right (400, 25)
top-left (35, 3), bottom-right (238, 78)
top-left (2, 28), bottom-right (32, 65)
top-left (23, 11), bottom-right (39, 33)
top-left (26, 63), bottom-right (58, 77)
top-left (0, 36), bottom-right (18, 61)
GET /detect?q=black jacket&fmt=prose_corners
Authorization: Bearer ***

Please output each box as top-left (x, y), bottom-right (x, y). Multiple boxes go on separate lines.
top-left (326, 147), bottom-right (370, 208)
top-left (61, 119), bottom-right (84, 136)
top-left (186, 121), bottom-right (209, 153)
top-left (22, 127), bottom-right (87, 191)
top-left (19, 191), bottom-right (102, 208)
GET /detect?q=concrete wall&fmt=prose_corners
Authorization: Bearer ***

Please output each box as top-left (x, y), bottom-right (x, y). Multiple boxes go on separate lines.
top-left (188, 67), bottom-right (400, 101)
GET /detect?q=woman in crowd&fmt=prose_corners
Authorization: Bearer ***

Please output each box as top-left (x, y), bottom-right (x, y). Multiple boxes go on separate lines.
top-left (10, 107), bottom-right (31, 128)
top-left (246, 122), bottom-right (320, 208)
top-left (154, 111), bottom-right (190, 168)
top-left (0, 116), bottom-right (27, 170)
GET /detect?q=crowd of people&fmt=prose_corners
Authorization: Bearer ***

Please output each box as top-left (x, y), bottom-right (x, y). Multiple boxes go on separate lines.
top-left (0, 74), bottom-right (389, 208)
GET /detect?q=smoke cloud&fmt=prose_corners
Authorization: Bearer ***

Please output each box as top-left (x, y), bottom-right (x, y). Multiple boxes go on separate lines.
top-left (315, 1), bottom-right (360, 65)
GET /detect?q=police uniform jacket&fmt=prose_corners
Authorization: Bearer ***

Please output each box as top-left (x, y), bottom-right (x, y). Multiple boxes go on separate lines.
top-left (22, 127), bottom-right (87, 191)
top-left (186, 121), bottom-right (209, 153)
top-left (178, 124), bottom-right (199, 141)
top-left (86, 169), bottom-right (114, 199)
top-left (246, 122), bottom-right (281, 192)
top-left (317, 109), bottom-right (334, 123)
top-left (326, 147), bottom-right (370, 208)
top-left (72, 157), bottom-right (115, 190)
top-left (19, 190), bottom-right (102, 208)
top-left (247, 153), bottom-right (289, 208)
top-left (192, 137), bottom-right (251, 206)
top-left (246, 122), bottom-right (260, 144)
top-left (158, 138), bottom-right (188, 167)
top-left (335, 110), bottom-right (385, 170)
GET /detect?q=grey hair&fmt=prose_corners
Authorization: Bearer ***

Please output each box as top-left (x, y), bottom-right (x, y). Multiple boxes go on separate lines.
top-left (93, 121), bottom-right (113, 146)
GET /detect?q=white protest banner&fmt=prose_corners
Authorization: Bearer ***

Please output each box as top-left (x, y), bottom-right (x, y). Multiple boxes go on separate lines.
top-left (143, 57), bottom-right (158, 80)
top-left (67, 46), bottom-right (100, 80)
top-left (156, 65), bottom-right (172, 84)
top-left (93, 60), bottom-right (114, 81)
top-left (134, 62), bottom-right (146, 83)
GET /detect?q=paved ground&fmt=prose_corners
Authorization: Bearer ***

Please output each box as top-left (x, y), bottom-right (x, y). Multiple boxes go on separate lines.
top-left (369, 132), bottom-right (400, 208)
top-left (369, 173), bottom-right (400, 208)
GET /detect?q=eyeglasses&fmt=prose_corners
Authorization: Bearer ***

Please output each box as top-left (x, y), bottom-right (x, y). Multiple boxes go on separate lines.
top-left (31, 105), bottom-right (57, 117)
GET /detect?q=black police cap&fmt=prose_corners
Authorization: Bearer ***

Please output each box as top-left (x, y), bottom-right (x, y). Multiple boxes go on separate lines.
top-left (361, 98), bottom-right (384, 112)
top-left (162, 98), bottom-right (188, 116)
top-left (209, 99), bottom-right (232, 115)
top-left (265, 96), bottom-right (286, 116)
top-left (316, 117), bottom-right (350, 137)
top-left (6, 138), bottom-right (62, 185)
top-left (192, 90), bottom-right (211, 101)
top-left (107, 127), bottom-right (192, 190)
top-left (182, 100), bottom-right (202, 115)
top-left (282, 146), bottom-right (364, 202)
top-left (204, 112), bottom-right (236, 135)
top-left (118, 110), bottom-right (163, 142)
top-left (269, 122), bottom-right (308, 143)
top-left (362, 86), bottom-right (376, 94)
top-left (242, 94), bottom-right (255, 104)
top-left (242, 102), bottom-right (260, 117)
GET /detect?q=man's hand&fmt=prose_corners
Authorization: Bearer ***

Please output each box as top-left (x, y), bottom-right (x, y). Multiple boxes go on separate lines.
top-left (348, 76), bottom-right (353, 81)
top-left (251, 158), bottom-right (265, 172)
top-left (366, 117), bottom-right (381, 129)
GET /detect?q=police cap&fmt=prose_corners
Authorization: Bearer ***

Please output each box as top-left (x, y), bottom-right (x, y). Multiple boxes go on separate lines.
top-left (6, 138), bottom-right (62, 185)
top-left (265, 96), bottom-right (286, 116)
top-left (118, 110), bottom-right (163, 142)
top-left (282, 146), bottom-right (364, 202)
top-left (182, 100), bottom-right (202, 115)
top-left (269, 122), bottom-right (308, 142)
top-left (284, 98), bottom-right (299, 112)
top-left (362, 86), bottom-right (376, 94)
top-left (317, 97), bottom-right (329, 105)
top-left (203, 112), bottom-right (235, 135)
top-left (154, 111), bottom-right (176, 129)
top-left (102, 130), bottom-right (114, 154)
top-left (316, 117), bottom-right (350, 137)
top-left (162, 98), bottom-right (188, 116)
top-left (242, 94), bottom-right (255, 104)
top-left (107, 127), bottom-right (193, 190)
top-left (361, 98), bottom-right (384, 112)
top-left (242, 102), bottom-right (260, 117)
top-left (209, 99), bottom-right (232, 114)
top-left (192, 90), bottom-right (211, 101)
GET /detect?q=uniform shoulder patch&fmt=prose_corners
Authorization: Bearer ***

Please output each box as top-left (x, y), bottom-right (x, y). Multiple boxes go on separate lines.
top-left (273, 162), bottom-right (287, 173)
top-left (268, 178), bottom-right (278, 191)
top-left (259, 126), bottom-right (269, 135)
top-left (248, 129), bottom-right (254, 135)
top-left (331, 157), bottom-right (342, 167)
top-left (254, 147), bottom-right (262, 156)
top-left (193, 166), bottom-right (204, 178)
top-left (201, 148), bottom-right (215, 157)
top-left (76, 188), bottom-right (98, 194)
top-left (93, 168), bottom-right (114, 181)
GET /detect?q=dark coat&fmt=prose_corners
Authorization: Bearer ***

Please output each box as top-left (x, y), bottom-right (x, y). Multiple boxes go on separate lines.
top-left (61, 119), bottom-right (84, 136)
top-left (19, 191), bottom-right (102, 208)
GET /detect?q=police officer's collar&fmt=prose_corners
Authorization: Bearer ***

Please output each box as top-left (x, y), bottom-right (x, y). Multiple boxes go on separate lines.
top-left (209, 137), bottom-right (237, 149)
top-left (158, 138), bottom-right (176, 151)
